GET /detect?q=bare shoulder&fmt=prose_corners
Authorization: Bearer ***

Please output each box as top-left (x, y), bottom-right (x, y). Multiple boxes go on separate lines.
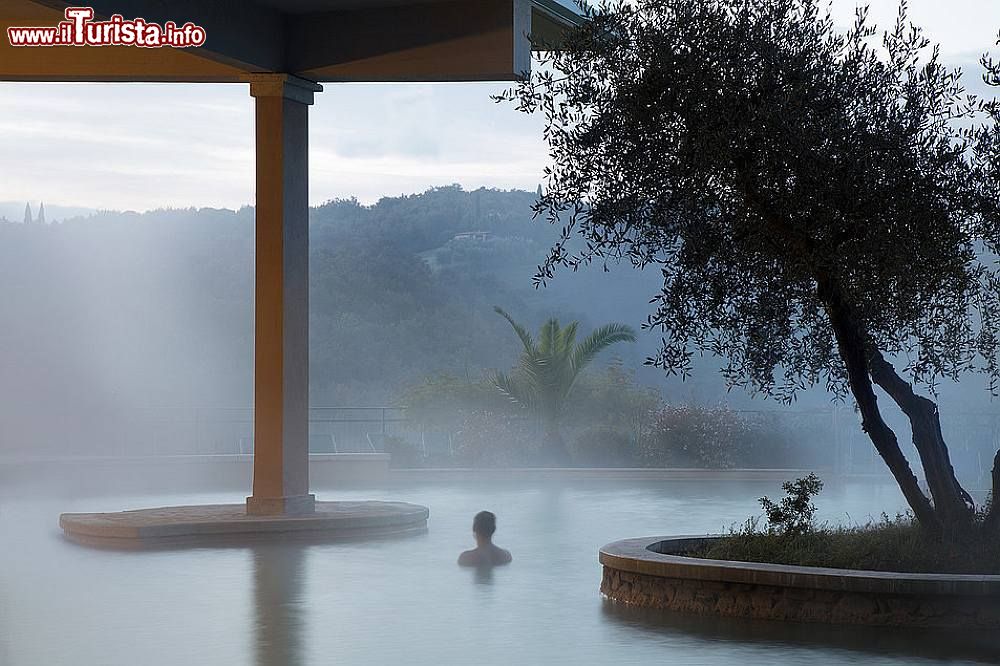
top-left (494, 546), bottom-right (513, 564)
top-left (457, 549), bottom-right (479, 567)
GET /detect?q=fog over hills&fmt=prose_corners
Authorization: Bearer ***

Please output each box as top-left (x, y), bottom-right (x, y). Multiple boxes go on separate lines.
top-left (1, 185), bottom-right (996, 457)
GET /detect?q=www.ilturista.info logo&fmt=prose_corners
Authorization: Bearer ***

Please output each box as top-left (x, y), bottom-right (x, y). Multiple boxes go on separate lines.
top-left (7, 7), bottom-right (207, 48)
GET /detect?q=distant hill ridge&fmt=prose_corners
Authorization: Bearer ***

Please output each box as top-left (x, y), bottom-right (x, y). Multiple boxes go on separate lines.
top-left (0, 185), bottom-right (992, 415)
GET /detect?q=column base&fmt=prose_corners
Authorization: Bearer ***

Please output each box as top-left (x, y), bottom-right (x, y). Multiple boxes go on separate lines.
top-left (246, 494), bottom-right (316, 516)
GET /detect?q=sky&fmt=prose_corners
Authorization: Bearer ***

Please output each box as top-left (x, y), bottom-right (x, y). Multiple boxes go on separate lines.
top-left (0, 0), bottom-right (998, 213)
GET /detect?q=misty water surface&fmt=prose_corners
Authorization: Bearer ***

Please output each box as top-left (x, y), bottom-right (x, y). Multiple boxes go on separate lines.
top-left (2, 478), bottom-right (998, 665)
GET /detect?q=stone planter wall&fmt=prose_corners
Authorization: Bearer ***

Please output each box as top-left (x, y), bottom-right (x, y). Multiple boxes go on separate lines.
top-left (600, 536), bottom-right (1000, 628)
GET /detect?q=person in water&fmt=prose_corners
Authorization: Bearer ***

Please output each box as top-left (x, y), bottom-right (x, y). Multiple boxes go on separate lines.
top-left (458, 511), bottom-right (512, 567)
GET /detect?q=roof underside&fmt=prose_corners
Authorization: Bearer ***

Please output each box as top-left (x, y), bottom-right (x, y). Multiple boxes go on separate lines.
top-left (0, 0), bottom-right (582, 83)
top-left (253, 0), bottom-right (471, 11)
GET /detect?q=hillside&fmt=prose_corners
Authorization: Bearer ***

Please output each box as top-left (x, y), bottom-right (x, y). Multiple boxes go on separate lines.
top-left (1, 185), bottom-right (995, 457)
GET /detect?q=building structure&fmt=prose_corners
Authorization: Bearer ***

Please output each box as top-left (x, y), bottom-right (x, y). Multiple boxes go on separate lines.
top-left (1, 0), bottom-right (578, 537)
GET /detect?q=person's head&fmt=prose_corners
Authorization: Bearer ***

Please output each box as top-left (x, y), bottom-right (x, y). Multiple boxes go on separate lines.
top-left (472, 511), bottom-right (496, 543)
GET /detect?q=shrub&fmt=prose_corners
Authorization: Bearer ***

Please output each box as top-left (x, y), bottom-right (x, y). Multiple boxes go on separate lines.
top-left (639, 405), bottom-right (797, 468)
top-left (397, 373), bottom-right (511, 428)
top-left (692, 511), bottom-right (1000, 575)
top-left (691, 475), bottom-right (1000, 574)
top-left (639, 405), bottom-right (748, 468)
top-left (759, 473), bottom-right (824, 535)
top-left (567, 362), bottom-right (662, 430)
top-left (569, 426), bottom-right (635, 467)
top-left (451, 410), bottom-right (538, 467)
top-left (384, 435), bottom-right (423, 469)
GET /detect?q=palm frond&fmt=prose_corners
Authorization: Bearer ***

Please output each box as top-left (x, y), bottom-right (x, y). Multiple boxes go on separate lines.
top-left (492, 370), bottom-right (535, 411)
top-left (538, 318), bottom-right (560, 356)
top-left (572, 323), bottom-right (637, 373)
top-left (557, 321), bottom-right (579, 359)
top-left (494, 306), bottom-right (535, 354)
top-left (494, 309), bottom-right (635, 429)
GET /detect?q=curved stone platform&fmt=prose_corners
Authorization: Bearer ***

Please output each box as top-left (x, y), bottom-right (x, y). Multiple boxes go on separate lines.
top-left (600, 536), bottom-right (1000, 628)
top-left (60, 500), bottom-right (429, 549)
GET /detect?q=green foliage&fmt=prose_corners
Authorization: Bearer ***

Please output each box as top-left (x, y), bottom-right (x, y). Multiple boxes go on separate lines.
top-left (697, 473), bottom-right (1000, 572)
top-left (306, 185), bottom-right (573, 404)
top-left (504, 0), bottom-right (1000, 398)
top-left (451, 410), bottom-right (539, 467)
top-left (502, 0), bottom-right (1000, 529)
top-left (0, 187), bottom-right (579, 456)
top-left (311, 185), bottom-right (555, 255)
top-left (639, 405), bottom-right (795, 468)
top-left (309, 233), bottom-right (518, 405)
top-left (425, 234), bottom-right (545, 283)
top-left (397, 363), bottom-right (811, 469)
top-left (398, 361), bottom-right (661, 467)
top-left (640, 405), bottom-right (748, 468)
top-left (396, 373), bottom-right (511, 427)
top-left (569, 426), bottom-right (635, 467)
top-left (566, 361), bottom-right (661, 430)
top-left (492, 306), bottom-right (637, 427)
top-left (694, 512), bottom-right (1000, 575)
top-left (759, 473), bottom-right (824, 535)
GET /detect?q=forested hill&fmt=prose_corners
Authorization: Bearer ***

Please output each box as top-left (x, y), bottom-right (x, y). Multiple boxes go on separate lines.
top-left (0, 185), bottom-right (993, 430)
top-left (0, 186), bottom-right (674, 417)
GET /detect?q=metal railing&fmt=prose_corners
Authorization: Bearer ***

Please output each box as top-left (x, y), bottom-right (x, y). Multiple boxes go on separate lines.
top-left (3, 406), bottom-right (999, 488)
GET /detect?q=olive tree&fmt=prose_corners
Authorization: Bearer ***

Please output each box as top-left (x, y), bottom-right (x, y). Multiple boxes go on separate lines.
top-left (501, 0), bottom-right (1000, 535)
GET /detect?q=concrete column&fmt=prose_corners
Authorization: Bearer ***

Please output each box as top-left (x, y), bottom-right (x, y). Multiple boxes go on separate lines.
top-left (246, 73), bottom-right (322, 516)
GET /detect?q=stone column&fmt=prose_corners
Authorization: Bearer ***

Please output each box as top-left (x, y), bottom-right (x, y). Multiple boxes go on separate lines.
top-left (246, 73), bottom-right (322, 516)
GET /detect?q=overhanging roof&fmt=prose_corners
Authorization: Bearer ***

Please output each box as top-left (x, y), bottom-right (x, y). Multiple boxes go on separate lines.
top-left (530, 0), bottom-right (583, 48)
top-left (0, 0), bottom-right (583, 83)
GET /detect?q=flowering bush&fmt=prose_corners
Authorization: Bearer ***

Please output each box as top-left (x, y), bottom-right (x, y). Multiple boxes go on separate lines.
top-left (639, 405), bottom-right (793, 468)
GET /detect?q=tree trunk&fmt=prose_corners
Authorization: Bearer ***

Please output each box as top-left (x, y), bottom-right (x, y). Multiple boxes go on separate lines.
top-left (738, 193), bottom-right (944, 534)
top-left (543, 420), bottom-right (572, 466)
top-left (986, 450), bottom-right (1000, 532)
top-left (818, 278), bottom-right (944, 536)
top-left (868, 352), bottom-right (974, 530)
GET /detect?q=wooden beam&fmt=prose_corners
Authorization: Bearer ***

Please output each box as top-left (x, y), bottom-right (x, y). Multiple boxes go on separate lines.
top-left (0, 1), bottom-right (248, 82)
top-left (1, 0), bottom-right (583, 83)
top-left (287, 0), bottom-right (533, 82)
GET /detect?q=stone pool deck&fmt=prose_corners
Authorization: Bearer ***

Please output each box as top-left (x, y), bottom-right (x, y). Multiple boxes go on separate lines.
top-left (60, 500), bottom-right (429, 549)
top-left (601, 536), bottom-right (1000, 628)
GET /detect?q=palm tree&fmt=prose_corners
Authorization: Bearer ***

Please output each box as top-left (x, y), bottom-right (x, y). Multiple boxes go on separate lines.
top-left (492, 306), bottom-right (637, 463)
